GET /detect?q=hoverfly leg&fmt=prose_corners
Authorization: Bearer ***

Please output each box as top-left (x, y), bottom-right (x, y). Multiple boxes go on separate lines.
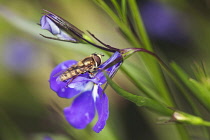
top-left (89, 72), bottom-right (96, 78)
top-left (65, 76), bottom-right (77, 88)
top-left (97, 67), bottom-right (110, 74)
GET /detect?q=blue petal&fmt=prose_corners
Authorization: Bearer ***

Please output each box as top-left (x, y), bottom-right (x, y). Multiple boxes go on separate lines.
top-left (93, 86), bottom-right (109, 133)
top-left (92, 51), bottom-right (123, 84)
top-left (46, 17), bottom-right (60, 35)
top-left (40, 15), bottom-right (50, 30)
top-left (64, 88), bottom-right (95, 129)
top-left (100, 51), bottom-right (122, 69)
top-left (49, 60), bottom-right (77, 91)
top-left (40, 15), bottom-right (60, 34)
top-left (43, 136), bottom-right (53, 140)
top-left (49, 60), bottom-right (90, 98)
top-left (57, 30), bottom-right (77, 42)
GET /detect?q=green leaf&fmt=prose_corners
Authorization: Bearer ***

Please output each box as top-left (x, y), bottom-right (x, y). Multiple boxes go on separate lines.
top-left (126, 0), bottom-right (173, 106)
top-left (121, 0), bottom-right (127, 23)
top-left (0, 109), bottom-right (25, 140)
top-left (105, 73), bottom-right (173, 116)
top-left (171, 62), bottom-right (210, 111)
top-left (120, 61), bottom-right (167, 104)
top-left (92, 0), bottom-right (141, 47)
top-left (189, 79), bottom-right (210, 109)
top-left (110, 0), bottom-right (123, 19)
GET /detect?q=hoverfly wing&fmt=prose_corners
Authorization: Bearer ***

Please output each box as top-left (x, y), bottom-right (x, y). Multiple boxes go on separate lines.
top-left (43, 9), bottom-right (84, 37)
top-left (53, 68), bottom-right (69, 78)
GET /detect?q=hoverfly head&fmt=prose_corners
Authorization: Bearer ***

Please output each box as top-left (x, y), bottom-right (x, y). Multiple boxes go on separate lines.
top-left (92, 53), bottom-right (104, 67)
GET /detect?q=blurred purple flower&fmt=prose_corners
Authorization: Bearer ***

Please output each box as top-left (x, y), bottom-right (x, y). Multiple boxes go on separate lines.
top-left (49, 52), bottom-right (122, 133)
top-left (140, 1), bottom-right (189, 43)
top-left (2, 38), bottom-right (38, 75)
top-left (43, 136), bottom-right (53, 140)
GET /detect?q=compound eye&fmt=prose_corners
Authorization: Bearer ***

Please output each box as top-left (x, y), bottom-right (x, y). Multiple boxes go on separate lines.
top-left (93, 55), bottom-right (102, 66)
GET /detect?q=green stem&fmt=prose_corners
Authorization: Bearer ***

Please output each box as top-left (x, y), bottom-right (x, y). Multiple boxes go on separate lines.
top-left (169, 63), bottom-right (206, 115)
top-left (110, 0), bottom-right (123, 20)
top-left (127, 0), bottom-right (173, 106)
top-left (93, 0), bottom-right (141, 47)
top-left (105, 73), bottom-right (173, 116)
top-left (176, 124), bottom-right (191, 140)
top-left (127, 0), bottom-right (152, 50)
top-left (120, 65), bottom-right (167, 104)
top-left (0, 109), bottom-right (25, 140)
top-left (121, 0), bottom-right (127, 24)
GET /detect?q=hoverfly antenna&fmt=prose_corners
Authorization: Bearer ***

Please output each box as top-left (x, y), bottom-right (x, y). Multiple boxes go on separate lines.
top-left (92, 53), bottom-right (104, 58)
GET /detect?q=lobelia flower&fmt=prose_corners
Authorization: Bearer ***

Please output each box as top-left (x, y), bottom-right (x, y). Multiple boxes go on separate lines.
top-left (3, 37), bottom-right (39, 75)
top-left (40, 9), bottom-right (160, 133)
top-left (49, 51), bottom-right (123, 133)
top-left (43, 136), bottom-right (53, 140)
top-left (140, 1), bottom-right (189, 44)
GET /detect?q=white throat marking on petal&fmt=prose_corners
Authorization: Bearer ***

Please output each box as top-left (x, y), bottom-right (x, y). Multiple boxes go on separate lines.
top-left (83, 82), bottom-right (94, 92)
top-left (92, 84), bottom-right (99, 102)
top-left (68, 81), bottom-right (93, 92)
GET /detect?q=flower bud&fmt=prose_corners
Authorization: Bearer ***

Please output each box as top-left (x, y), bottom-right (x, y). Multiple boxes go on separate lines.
top-left (40, 15), bottom-right (77, 42)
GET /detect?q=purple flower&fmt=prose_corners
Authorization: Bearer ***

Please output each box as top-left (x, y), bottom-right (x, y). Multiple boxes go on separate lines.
top-left (3, 38), bottom-right (38, 75)
top-left (140, 1), bottom-right (189, 44)
top-left (40, 14), bottom-right (77, 42)
top-left (43, 136), bottom-right (53, 140)
top-left (49, 52), bottom-right (122, 133)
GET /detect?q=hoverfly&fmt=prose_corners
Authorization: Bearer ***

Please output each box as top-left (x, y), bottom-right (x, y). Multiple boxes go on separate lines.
top-left (56, 53), bottom-right (104, 84)
top-left (40, 10), bottom-right (123, 84)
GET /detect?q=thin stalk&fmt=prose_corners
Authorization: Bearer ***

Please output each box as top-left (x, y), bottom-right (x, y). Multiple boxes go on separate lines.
top-left (121, 0), bottom-right (128, 24)
top-left (127, 0), bottom-right (173, 106)
top-left (110, 0), bottom-right (123, 20)
top-left (127, 0), bottom-right (152, 50)
top-left (120, 65), bottom-right (167, 104)
top-left (93, 0), bottom-right (141, 47)
top-left (167, 68), bottom-right (203, 115)
top-left (176, 124), bottom-right (191, 140)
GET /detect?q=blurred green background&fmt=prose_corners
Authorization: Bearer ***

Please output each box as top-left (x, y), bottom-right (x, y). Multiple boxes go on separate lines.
top-left (1, 0), bottom-right (210, 140)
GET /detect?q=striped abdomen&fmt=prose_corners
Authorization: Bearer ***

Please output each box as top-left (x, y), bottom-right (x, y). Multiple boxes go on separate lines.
top-left (58, 53), bottom-right (102, 82)
top-left (59, 64), bottom-right (94, 81)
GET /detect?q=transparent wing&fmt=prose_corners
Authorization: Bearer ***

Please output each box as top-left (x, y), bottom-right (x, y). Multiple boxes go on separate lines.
top-left (53, 68), bottom-right (69, 78)
top-left (43, 9), bottom-right (84, 37)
